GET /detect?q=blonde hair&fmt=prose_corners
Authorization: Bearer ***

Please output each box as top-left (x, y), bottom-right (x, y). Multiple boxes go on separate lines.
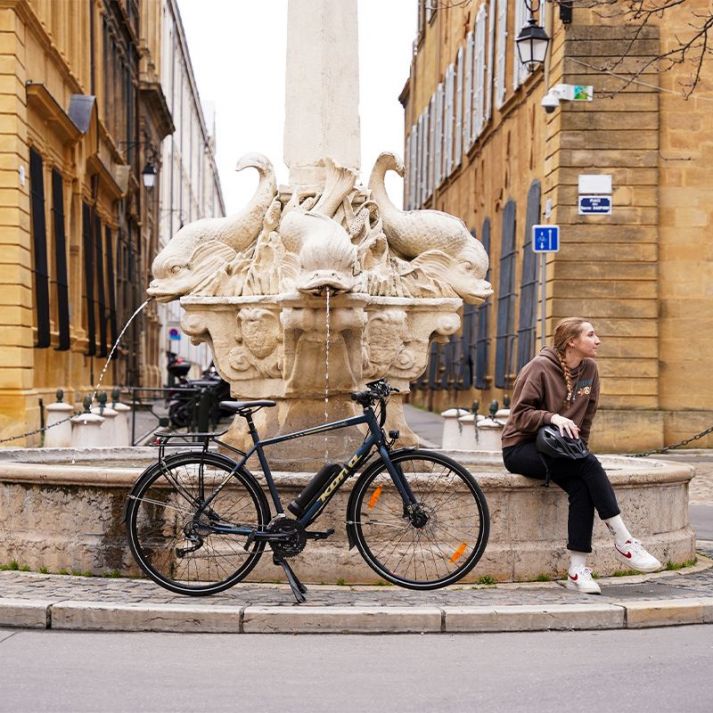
top-left (553, 317), bottom-right (590, 405)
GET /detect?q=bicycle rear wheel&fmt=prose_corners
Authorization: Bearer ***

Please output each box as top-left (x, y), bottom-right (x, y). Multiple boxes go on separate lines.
top-left (126, 452), bottom-right (269, 595)
top-left (348, 450), bottom-right (489, 589)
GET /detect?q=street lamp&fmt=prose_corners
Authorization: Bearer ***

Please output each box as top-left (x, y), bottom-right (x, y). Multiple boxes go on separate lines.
top-left (141, 162), bottom-right (157, 190)
top-left (515, 17), bottom-right (550, 72)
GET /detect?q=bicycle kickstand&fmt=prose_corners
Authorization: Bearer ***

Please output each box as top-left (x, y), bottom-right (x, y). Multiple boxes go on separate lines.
top-left (273, 555), bottom-right (308, 604)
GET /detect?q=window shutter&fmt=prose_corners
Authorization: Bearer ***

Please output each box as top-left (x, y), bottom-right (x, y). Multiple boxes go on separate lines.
top-left (434, 83), bottom-right (443, 187)
top-left (454, 47), bottom-right (464, 168)
top-left (94, 213), bottom-right (107, 358)
top-left (495, 0), bottom-right (508, 109)
top-left (444, 64), bottom-right (454, 177)
top-left (428, 95), bottom-right (435, 197)
top-left (495, 200), bottom-right (517, 389)
top-left (513, 0), bottom-right (530, 88)
top-left (82, 203), bottom-right (96, 357)
top-left (51, 169), bottom-right (70, 351)
top-left (416, 114), bottom-right (424, 206)
top-left (105, 225), bottom-right (118, 353)
top-left (485, 0), bottom-right (497, 122)
top-left (464, 31), bottom-right (473, 153)
top-left (474, 219), bottom-right (492, 389)
top-left (516, 181), bottom-right (542, 370)
top-left (474, 5), bottom-right (486, 139)
top-left (404, 132), bottom-right (411, 210)
top-left (29, 148), bottom-right (50, 348)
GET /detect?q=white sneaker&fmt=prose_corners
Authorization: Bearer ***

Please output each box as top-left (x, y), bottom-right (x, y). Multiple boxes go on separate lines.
top-left (566, 565), bottom-right (601, 595)
top-left (614, 539), bottom-right (662, 573)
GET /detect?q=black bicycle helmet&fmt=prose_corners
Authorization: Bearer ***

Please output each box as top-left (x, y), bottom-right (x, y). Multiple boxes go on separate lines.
top-left (536, 424), bottom-right (589, 460)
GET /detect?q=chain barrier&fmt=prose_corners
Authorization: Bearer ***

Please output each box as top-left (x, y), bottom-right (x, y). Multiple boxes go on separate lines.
top-left (0, 299), bottom-right (151, 447)
top-left (631, 423), bottom-right (713, 458)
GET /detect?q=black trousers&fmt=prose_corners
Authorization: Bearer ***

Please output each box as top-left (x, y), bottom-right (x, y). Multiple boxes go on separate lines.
top-left (502, 441), bottom-right (620, 553)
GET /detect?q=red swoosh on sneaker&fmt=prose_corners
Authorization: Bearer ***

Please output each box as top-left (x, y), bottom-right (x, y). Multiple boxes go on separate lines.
top-left (569, 574), bottom-right (578, 581)
top-left (616, 545), bottom-right (632, 559)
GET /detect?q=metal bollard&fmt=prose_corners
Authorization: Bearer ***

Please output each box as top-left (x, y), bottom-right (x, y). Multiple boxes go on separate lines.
top-left (44, 389), bottom-right (73, 447)
top-left (71, 396), bottom-right (105, 448)
top-left (441, 408), bottom-right (470, 450)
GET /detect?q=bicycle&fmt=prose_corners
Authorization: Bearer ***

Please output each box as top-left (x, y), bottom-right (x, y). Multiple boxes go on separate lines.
top-left (124, 379), bottom-right (490, 602)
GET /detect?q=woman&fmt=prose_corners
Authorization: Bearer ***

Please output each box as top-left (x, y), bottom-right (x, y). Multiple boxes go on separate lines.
top-left (501, 317), bottom-right (661, 594)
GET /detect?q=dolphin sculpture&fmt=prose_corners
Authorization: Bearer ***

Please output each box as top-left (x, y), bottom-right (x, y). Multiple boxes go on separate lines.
top-left (148, 153), bottom-right (276, 302)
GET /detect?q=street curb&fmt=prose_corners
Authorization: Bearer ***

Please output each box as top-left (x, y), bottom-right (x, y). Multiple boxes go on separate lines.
top-left (1, 598), bottom-right (713, 634)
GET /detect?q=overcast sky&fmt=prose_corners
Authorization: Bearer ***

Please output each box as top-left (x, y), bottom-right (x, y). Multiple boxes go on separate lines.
top-left (175, 0), bottom-right (417, 213)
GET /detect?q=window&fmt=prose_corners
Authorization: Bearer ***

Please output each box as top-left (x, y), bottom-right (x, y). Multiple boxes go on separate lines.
top-left (495, 200), bottom-right (517, 389)
top-left (474, 220), bottom-right (492, 389)
top-left (427, 95), bottom-right (435, 197)
top-left (516, 181), bottom-right (541, 370)
top-left (495, 0), bottom-right (508, 109)
top-left (51, 169), bottom-right (70, 350)
top-left (29, 148), bottom-right (51, 348)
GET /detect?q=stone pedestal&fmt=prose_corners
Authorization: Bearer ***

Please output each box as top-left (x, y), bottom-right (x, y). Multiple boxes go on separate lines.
top-left (44, 402), bottom-right (73, 448)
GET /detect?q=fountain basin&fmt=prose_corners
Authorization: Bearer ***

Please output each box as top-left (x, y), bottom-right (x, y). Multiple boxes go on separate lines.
top-left (0, 449), bottom-right (695, 583)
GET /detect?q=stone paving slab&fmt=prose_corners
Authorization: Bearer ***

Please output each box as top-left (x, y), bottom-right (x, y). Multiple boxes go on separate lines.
top-left (0, 547), bottom-right (711, 634)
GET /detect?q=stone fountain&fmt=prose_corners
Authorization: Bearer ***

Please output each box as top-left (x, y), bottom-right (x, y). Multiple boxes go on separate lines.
top-left (0, 0), bottom-right (696, 585)
top-left (147, 0), bottom-right (492, 464)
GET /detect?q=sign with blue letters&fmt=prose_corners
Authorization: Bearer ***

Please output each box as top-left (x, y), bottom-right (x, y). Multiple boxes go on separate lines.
top-left (578, 195), bottom-right (613, 215)
top-left (532, 225), bottom-right (560, 253)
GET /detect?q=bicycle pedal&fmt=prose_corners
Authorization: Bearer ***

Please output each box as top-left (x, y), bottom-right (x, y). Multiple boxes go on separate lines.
top-left (304, 528), bottom-right (335, 540)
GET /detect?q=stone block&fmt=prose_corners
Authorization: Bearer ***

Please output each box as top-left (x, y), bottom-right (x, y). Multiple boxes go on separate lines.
top-left (589, 409), bottom-right (665, 452)
top-left (561, 111), bottom-right (658, 132)
top-left (51, 601), bottom-right (244, 633)
top-left (242, 606), bottom-right (443, 634)
top-left (444, 604), bottom-right (625, 632)
top-left (552, 262), bottom-right (657, 282)
top-left (556, 206), bottom-right (658, 226)
top-left (564, 38), bottom-right (660, 57)
top-left (596, 357), bottom-right (658, 378)
top-left (560, 130), bottom-right (658, 151)
top-left (565, 25), bottom-right (658, 42)
top-left (552, 297), bottom-right (658, 319)
top-left (0, 598), bottom-right (49, 628)
top-left (622, 598), bottom-right (713, 628)
top-left (555, 243), bottom-right (657, 262)
top-left (558, 148), bottom-right (658, 168)
top-left (552, 280), bottom-right (657, 300)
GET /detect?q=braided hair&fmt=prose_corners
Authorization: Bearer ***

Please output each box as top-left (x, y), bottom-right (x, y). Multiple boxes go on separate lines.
top-left (553, 317), bottom-right (588, 407)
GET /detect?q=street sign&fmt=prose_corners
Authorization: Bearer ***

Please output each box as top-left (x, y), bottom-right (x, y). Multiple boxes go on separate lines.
top-left (579, 195), bottom-right (613, 215)
top-left (168, 328), bottom-right (181, 341)
top-left (532, 225), bottom-right (560, 253)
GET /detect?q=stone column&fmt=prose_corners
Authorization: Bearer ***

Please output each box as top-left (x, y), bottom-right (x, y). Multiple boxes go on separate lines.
top-left (284, 0), bottom-right (360, 188)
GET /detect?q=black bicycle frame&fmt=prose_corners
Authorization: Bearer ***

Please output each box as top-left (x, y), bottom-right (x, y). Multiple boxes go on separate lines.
top-left (204, 404), bottom-right (416, 535)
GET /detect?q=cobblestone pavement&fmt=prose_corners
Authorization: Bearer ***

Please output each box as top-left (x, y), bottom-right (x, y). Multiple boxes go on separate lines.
top-left (1, 543), bottom-right (711, 609)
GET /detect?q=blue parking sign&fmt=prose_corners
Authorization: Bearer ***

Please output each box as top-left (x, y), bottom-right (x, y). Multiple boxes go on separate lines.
top-left (532, 225), bottom-right (560, 253)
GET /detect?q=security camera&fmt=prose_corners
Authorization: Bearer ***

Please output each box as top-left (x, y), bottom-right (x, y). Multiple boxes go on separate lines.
top-left (541, 91), bottom-right (560, 114)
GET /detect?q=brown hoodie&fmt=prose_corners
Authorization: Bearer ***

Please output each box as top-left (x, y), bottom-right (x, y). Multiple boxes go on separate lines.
top-left (501, 346), bottom-right (600, 448)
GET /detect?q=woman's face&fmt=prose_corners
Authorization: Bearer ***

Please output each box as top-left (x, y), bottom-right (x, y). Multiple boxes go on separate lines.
top-left (569, 322), bottom-right (601, 359)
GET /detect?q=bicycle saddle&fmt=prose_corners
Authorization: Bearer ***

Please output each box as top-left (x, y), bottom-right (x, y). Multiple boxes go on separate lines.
top-left (219, 399), bottom-right (276, 414)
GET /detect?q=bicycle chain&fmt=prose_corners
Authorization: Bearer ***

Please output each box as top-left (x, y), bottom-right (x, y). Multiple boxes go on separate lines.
top-left (631, 422), bottom-right (713, 457)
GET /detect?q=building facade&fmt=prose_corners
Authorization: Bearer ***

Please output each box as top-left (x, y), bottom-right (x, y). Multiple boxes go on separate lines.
top-left (402, 0), bottom-right (713, 450)
top-left (151, 0), bottom-right (225, 387)
top-left (0, 0), bottom-right (222, 444)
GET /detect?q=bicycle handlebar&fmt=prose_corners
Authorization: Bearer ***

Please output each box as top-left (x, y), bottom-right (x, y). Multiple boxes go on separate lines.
top-left (350, 379), bottom-right (399, 427)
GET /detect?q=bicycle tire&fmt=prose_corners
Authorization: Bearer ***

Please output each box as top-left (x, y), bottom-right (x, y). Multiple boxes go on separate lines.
top-left (347, 449), bottom-right (489, 590)
top-left (126, 452), bottom-right (270, 596)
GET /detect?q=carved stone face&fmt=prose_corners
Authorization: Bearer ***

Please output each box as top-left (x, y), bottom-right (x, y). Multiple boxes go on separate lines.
top-left (366, 310), bottom-right (406, 370)
top-left (239, 308), bottom-right (280, 358)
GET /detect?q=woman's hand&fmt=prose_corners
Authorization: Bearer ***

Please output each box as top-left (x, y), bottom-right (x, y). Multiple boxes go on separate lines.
top-left (551, 414), bottom-right (581, 439)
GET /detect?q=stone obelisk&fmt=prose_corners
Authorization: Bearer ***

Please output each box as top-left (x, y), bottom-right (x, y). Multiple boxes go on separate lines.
top-left (283, 0), bottom-right (361, 188)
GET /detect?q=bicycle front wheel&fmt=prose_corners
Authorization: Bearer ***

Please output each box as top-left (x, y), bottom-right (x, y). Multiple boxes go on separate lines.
top-left (126, 452), bottom-right (270, 596)
top-left (348, 450), bottom-right (489, 589)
